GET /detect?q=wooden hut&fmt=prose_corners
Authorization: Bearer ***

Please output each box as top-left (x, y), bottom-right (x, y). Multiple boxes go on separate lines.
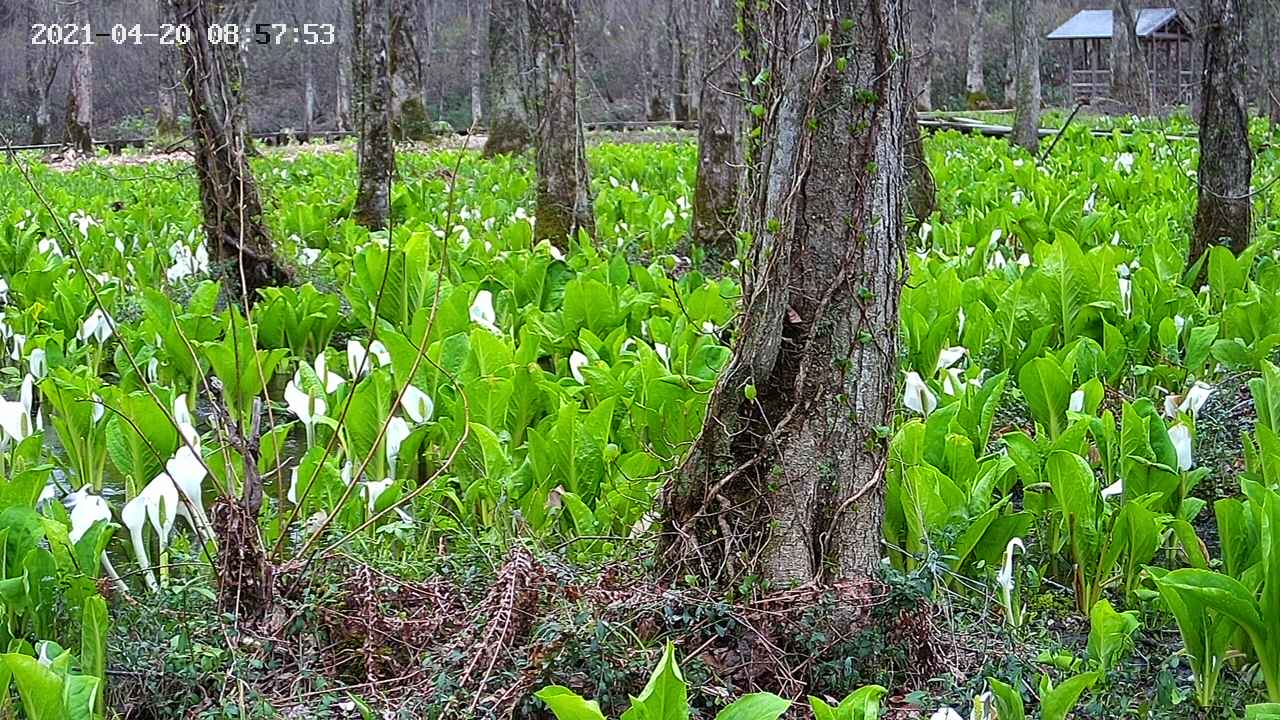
top-left (1046, 8), bottom-right (1195, 105)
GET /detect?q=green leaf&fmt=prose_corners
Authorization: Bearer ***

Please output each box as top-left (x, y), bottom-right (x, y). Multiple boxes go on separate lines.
top-left (1085, 599), bottom-right (1139, 673)
top-left (1019, 356), bottom-right (1072, 440)
top-left (620, 643), bottom-right (687, 720)
top-left (535, 686), bottom-right (607, 720)
top-left (1040, 671), bottom-right (1098, 720)
top-left (714, 692), bottom-right (790, 720)
top-left (3, 653), bottom-right (66, 720)
top-left (986, 678), bottom-right (1025, 720)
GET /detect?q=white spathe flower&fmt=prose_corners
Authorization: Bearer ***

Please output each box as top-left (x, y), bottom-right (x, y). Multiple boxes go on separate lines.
top-left (166, 444), bottom-right (210, 539)
top-left (569, 351), bottom-right (589, 383)
top-left (654, 343), bottom-right (671, 366)
top-left (347, 339), bottom-right (369, 377)
top-left (1115, 152), bottom-right (1135, 173)
top-left (299, 247), bottom-right (322, 266)
top-left (28, 348), bottom-right (46, 379)
top-left (1118, 277), bottom-right (1132, 315)
top-left (1069, 389), bottom-right (1085, 413)
top-left (903, 372), bottom-right (937, 417)
top-left (363, 478), bottom-right (394, 514)
top-left (937, 346), bottom-right (967, 371)
top-left (1179, 381), bottom-right (1214, 417)
top-left (122, 472), bottom-right (181, 591)
top-left (469, 290), bottom-right (500, 334)
top-left (0, 278), bottom-right (8, 304)
top-left (931, 708), bottom-right (964, 720)
top-left (9, 334), bottom-right (24, 362)
top-left (0, 398), bottom-right (35, 445)
top-left (78, 308), bottom-right (114, 344)
top-left (69, 210), bottom-right (98, 238)
top-left (37, 237), bottom-right (63, 257)
top-left (68, 486), bottom-right (111, 544)
top-left (996, 537), bottom-right (1025, 593)
top-left (988, 249), bottom-right (1008, 270)
top-left (957, 307), bottom-right (966, 336)
top-left (1015, 253), bottom-right (1031, 268)
top-left (1101, 478), bottom-right (1124, 499)
top-left (165, 240), bottom-right (210, 283)
top-left (313, 353), bottom-right (346, 394)
top-left (1169, 423), bottom-right (1194, 471)
top-left (385, 416), bottom-right (410, 467)
top-left (400, 385), bottom-right (434, 424)
top-left (369, 340), bottom-right (390, 368)
top-left (285, 379), bottom-right (327, 430)
top-left (90, 393), bottom-right (104, 424)
top-left (1011, 190), bottom-right (1024, 206)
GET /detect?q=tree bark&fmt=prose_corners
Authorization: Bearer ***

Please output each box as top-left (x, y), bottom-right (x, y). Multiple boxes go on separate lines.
top-left (668, 0), bottom-right (690, 123)
top-left (353, 0), bottom-right (395, 229)
top-left (917, 0), bottom-right (935, 110)
top-left (390, 0), bottom-right (427, 138)
top-left (662, 0), bottom-right (907, 587)
top-left (527, 0), bottom-right (595, 244)
top-left (965, 0), bottom-right (987, 105)
top-left (690, 0), bottom-right (740, 258)
top-left (1112, 0), bottom-right (1152, 113)
top-left (1012, 0), bottom-right (1041, 153)
top-left (65, 0), bottom-right (94, 154)
top-left (905, 107), bottom-right (935, 225)
top-left (483, 0), bottom-right (534, 155)
top-left (470, 0), bottom-right (486, 125)
top-left (336, 0), bottom-right (355, 132)
top-left (1191, 0), bottom-right (1252, 264)
top-left (172, 0), bottom-right (290, 299)
top-left (156, 0), bottom-right (182, 138)
top-left (1266, 0), bottom-right (1280, 124)
top-left (24, 1), bottom-right (60, 146)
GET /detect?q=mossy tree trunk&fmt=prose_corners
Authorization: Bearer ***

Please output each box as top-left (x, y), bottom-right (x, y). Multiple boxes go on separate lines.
top-left (390, 0), bottom-right (427, 139)
top-left (527, 0), bottom-right (595, 245)
top-left (156, 0), bottom-right (182, 138)
top-left (917, 0), bottom-right (935, 111)
top-left (483, 0), bottom-right (533, 156)
top-left (662, 0), bottom-right (908, 588)
top-left (965, 0), bottom-right (986, 105)
top-left (1191, 0), bottom-right (1252, 264)
top-left (1111, 0), bottom-right (1151, 113)
top-left (172, 0), bottom-right (290, 299)
top-left (24, 1), bottom-right (60, 146)
top-left (1265, 0), bottom-right (1280, 125)
top-left (905, 107), bottom-right (935, 225)
top-left (690, 0), bottom-right (741, 259)
top-left (1011, 0), bottom-right (1041, 153)
top-left (65, 0), bottom-right (94, 154)
top-left (353, 0), bottom-right (395, 229)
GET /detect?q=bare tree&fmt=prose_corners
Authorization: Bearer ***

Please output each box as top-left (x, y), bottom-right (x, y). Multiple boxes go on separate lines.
top-left (24, 1), bottom-right (60, 145)
top-left (483, 0), bottom-right (533, 155)
top-left (965, 0), bottom-right (987, 105)
top-left (172, 0), bottom-right (290, 299)
top-left (690, 0), bottom-right (740, 257)
top-left (527, 0), bottom-right (594, 244)
top-left (336, 0), bottom-right (355, 132)
top-left (1112, 0), bottom-right (1151, 113)
top-left (663, 0), bottom-right (908, 586)
top-left (65, 0), bottom-right (93, 154)
top-left (917, 0), bottom-right (936, 110)
top-left (354, 0), bottom-right (395, 228)
top-left (390, 0), bottom-right (426, 137)
top-left (1012, 0), bottom-right (1040, 152)
top-left (469, 0), bottom-right (486, 125)
top-left (156, 0), bottom-right (181, 137)
top-left (1266, 0), bottom-right (1280, 124)
top-left (1191, 0), bottom-right (1252, 264)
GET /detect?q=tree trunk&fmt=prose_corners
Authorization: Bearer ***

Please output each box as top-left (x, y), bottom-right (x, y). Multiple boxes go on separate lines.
top-left (420, 0), bottom-right (436, 116)
top-left (65, 0), bottom-right (94, 154)
top-left (1191, 0), bottom-right (1252, 264)
top-left (390, 0), bottom-right (427, 138)
top-left (1012, 0), bottom-right (1041, 153)
top-left (483, 0), bottom-right (533, 155)
top-left (353, 0), bottom-right (395, 229)
top-left (965, 0), bottom-right (987, 105)
top-left (917, 0), bottom-right (935, 111)
top-left (172, 0), bottom-right (290, 299)
top-left (336, 1), bottom-right (355, 132)
top-left (644, 27), bottom-right (668, 121)
top-left (302, 52), bottom-right (316, 138)
top-left (690, 0), bottom-right (740, 258)
top-left (662, 0), bottom-right (907, 588)
top-left (1112, 0), bottom-right (1152, 113)
top-left (24, 2), bottom-right (59, 146)
top-left (157, 0), bottom-right (181, 137)
top-left (667, 0), bottom-right (689, 123)
top-left (1266, 0), bottom-right (1280, 124)
top-left (527, 0), bottom-right (595, 244)
top-left (905, 107), bottom-right (935, 225)
top-left (470, 0), bottom-right (486, 125)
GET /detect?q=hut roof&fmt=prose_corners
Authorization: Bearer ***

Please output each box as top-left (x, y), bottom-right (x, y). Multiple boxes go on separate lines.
top-left (1046, 8), bottom-right (1183, 40)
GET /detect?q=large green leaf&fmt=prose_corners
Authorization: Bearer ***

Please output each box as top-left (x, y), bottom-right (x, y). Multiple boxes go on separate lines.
top-left (535, 686), bottom-right (607, 720)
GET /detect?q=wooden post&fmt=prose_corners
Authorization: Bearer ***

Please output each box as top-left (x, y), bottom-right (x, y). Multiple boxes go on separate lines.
top-left (1069, 39), bottom-right (1076, 101)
